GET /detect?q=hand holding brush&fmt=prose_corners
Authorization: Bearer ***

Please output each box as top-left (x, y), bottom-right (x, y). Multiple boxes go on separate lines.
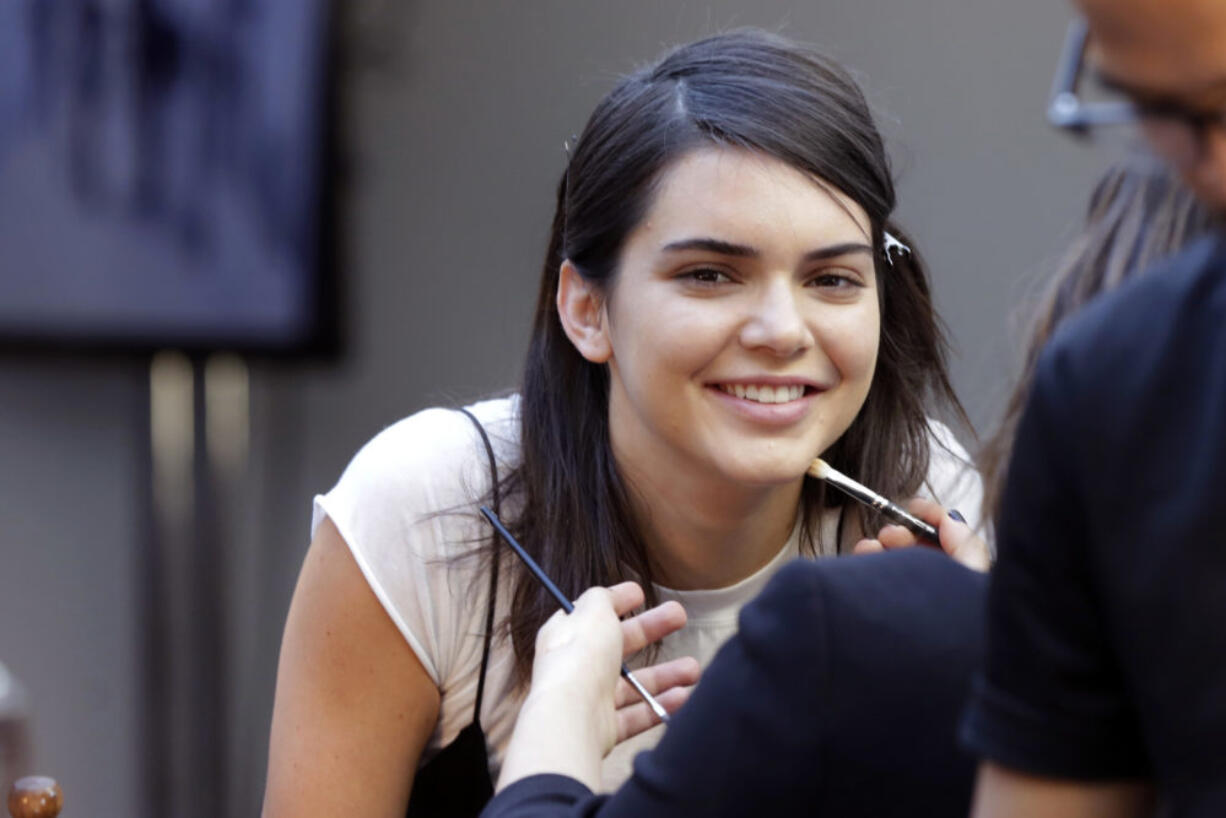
top-left (478, 506), bottom-right (695, 724)
top-left (808, 459), bottom-right (990, 571)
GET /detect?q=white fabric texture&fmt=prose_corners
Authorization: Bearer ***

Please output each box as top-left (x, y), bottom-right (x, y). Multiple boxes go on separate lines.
top-left (311, 395), bottom-right (983, 790)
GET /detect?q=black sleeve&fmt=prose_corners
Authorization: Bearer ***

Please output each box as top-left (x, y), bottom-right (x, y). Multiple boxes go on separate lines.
top-left (481, 561), bottom-right (828, 818)
top-left (480, 774), bottom-right (606, 818)
top-left (960, 346), bottom-right (1148, 779)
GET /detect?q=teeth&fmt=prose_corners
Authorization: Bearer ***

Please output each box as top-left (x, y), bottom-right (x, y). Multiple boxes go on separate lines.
top-left (719, 384), bottom-right (805, 404)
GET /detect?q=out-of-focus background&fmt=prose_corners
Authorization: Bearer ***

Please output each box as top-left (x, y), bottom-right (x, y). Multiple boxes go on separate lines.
top-left (0, 1), bottom-right (1119, 816)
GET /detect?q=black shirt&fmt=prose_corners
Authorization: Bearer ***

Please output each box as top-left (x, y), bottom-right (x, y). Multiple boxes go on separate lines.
top-left (961, 236), bottom-right (1226, 813)
top-left (482, 547), bottom-right (986, 818)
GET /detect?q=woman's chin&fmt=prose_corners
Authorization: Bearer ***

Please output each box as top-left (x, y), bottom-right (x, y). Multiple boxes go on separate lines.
top-left (710, 457), bottom-right (812, 489)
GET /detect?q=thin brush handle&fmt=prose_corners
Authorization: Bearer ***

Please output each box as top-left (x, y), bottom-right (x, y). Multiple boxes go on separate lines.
top-left (815, 465), bottom-right (940, 544)
top-left (480, 506), bottom-right (574, 613)
top-left (478, 506), bottom-right (671, 724)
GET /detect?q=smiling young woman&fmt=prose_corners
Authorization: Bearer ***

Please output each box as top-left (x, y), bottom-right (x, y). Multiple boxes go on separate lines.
top-left (263, 29), bottom-right (985, 818)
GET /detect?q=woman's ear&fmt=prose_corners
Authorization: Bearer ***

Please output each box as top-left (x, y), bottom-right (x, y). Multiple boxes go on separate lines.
top-left (556, 260), bottom-right (612, 363)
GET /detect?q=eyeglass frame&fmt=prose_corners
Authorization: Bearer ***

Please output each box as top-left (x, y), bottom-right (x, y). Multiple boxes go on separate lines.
top-left (1046, 20), bottom-right (1135, 133)
top-left (1047, 19), bottom-right (1226, 163)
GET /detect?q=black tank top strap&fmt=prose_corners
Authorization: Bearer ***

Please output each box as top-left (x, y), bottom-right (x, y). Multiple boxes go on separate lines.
top-left (457, 406), bottom-right (501, 725)
top-left (404, 407), bottom-right (502, 817)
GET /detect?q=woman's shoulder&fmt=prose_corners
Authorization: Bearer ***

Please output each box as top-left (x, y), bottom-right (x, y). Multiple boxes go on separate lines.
top-left (338, 396), bottom-right (519, 494)
top-left (309, 395), bottom-right (522, 690)
top-left (355, 394), bottom-right (520, 474)
top-left (312, 395), bottom-right (521, 545)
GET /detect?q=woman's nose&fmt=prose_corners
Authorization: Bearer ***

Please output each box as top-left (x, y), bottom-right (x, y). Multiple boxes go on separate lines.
top-left (739, 281), bottom-right (813, 356)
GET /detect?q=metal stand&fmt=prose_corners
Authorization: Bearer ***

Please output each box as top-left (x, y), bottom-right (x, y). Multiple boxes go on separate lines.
top-left (142, 353), bottom-right (247, 818)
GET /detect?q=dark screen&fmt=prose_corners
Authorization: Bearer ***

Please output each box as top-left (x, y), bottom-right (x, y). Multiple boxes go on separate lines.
top-left (0, 0), bottom-right (337, 356)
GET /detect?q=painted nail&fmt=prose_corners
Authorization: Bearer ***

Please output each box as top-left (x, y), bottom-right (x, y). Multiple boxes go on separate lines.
top-left (948, 509), bottom-right (967, 524)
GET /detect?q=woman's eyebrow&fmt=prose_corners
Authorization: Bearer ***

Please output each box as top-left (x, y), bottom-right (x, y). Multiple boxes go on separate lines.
top-left (802, 242), bottom-right (873, 262)
top-left (661, 238), bottom-right (873, 260)
top-left (662, 237), bottom-right (759, 257)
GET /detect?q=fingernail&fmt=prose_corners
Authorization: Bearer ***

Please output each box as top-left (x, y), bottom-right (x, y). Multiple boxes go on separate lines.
top-left (948, 509), bottom-right (966, 524)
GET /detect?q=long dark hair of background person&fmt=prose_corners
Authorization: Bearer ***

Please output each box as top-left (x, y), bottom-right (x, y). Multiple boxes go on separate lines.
top-left (979, 151), bottom-right (1215, 525)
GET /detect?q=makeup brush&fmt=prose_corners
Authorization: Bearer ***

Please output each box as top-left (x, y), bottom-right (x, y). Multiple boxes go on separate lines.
top-left (806, 458), bottom-right (940, 545)
top-left (478, 506), bottom-right (671, 724)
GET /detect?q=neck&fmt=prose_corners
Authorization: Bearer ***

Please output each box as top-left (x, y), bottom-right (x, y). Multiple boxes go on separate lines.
top-left (615, 449), bottom-right (803, 591)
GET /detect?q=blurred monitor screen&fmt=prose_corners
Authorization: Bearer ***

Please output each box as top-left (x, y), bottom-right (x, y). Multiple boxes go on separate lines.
top-left (0, 0), bottom-right (336, 356)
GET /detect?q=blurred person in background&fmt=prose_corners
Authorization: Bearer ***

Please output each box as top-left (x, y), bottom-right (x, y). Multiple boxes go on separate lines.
top-left (962, 0), bottom-right (1226, 814)
top-left (262, 28), bottom-right (985, 818)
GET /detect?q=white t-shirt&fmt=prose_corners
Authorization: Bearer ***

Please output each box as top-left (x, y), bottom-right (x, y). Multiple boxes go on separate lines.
top-left (312, 395), bottom-right (983, 791)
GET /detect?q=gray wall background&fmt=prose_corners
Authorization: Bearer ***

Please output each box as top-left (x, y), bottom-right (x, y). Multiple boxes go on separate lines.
top-left (0, 2), bottom-right (1116, 815)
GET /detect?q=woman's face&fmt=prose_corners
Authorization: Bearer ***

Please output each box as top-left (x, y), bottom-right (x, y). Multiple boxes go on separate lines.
top-left (596, 146), bottom-right (881, 489)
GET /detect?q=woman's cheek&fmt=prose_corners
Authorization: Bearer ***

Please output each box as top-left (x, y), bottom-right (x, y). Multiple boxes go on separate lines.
top-left (823, 309), bottom-right (880, 387)
top-left (661, 313), bottom-right (730, 371)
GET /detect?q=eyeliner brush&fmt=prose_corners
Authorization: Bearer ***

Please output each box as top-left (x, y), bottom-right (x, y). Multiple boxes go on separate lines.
top-left (478, 505), bottom-right (671, 724)
top-left (806, 458), bottom-right (940, 545)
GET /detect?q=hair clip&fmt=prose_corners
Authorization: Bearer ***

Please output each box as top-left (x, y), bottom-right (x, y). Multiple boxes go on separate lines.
top-left (883, 231), bottom-right (911, 267)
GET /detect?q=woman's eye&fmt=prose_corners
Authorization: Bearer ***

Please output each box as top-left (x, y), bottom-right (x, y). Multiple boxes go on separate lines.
top-left (681, 267), bottom-right (732, 285)
top-left (808, 271), bottom-right (863, 290)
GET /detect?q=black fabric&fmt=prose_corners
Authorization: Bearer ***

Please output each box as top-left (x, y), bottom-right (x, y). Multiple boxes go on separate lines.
top-left (408, 722), bottom-right (496, 817)
top-left (961, 236), bottom-right (1226, 814)
top-left (480, 547), bottom-right (986, 818)
top-left (405, 408), bottom-right (501, 818)
top-left (482, 775), bottom-right (600, 818)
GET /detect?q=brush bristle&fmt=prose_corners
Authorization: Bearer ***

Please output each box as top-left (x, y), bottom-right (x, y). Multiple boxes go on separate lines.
top-left (807, 458), bottom-right (831, 480)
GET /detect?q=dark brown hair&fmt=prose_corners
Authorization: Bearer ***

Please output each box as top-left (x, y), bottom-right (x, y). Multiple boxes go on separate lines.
top-left (495, 29), bottom-right (967, 680)
top-left (979, 152), bottom-right (1214, 525)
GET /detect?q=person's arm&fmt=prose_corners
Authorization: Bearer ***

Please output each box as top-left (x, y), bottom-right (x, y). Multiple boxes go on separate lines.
top-left (262, 518), bottom-right (440, 818)
top-left (970, 762), bottom-right (1153, 818)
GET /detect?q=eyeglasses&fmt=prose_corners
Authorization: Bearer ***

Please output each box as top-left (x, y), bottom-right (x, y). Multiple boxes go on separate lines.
top-left (1047, 20), bottom-right (1226, 169)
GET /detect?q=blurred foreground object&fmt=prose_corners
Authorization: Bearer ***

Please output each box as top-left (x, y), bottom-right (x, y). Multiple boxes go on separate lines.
top-left (7, 777), bottom-right (61, 818)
